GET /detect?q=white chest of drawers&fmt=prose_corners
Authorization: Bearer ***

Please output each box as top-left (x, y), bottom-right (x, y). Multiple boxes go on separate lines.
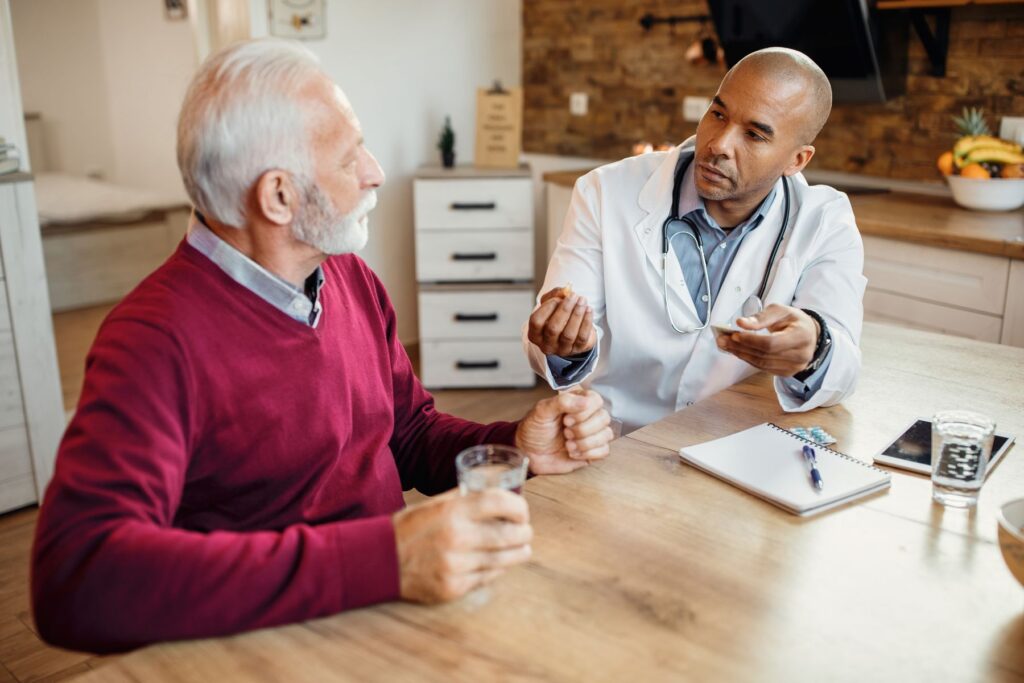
top-left (414, 165), bottom-right (535, 388)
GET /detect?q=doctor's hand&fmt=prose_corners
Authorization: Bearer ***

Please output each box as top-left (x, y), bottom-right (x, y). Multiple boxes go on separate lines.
top-left (527, 289), bottom-right (597, 357)
top-left (716, 304), bottom-right (819, 377)
top-left (516, 390), bottom-right (612, 474)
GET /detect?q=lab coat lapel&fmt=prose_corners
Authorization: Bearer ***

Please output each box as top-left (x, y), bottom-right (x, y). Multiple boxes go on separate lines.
top-left (633, 141), bottom-right (701, 325)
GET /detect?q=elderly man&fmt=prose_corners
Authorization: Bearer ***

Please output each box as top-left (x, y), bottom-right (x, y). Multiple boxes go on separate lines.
top-left (31, 39), bottom-right (613, 653)
top-left (526, 48), bottom-right (866, 434)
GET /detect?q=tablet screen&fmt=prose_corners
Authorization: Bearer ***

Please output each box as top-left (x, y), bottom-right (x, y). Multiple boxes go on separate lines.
top-left (882, 419), bottom-right (1011, 467)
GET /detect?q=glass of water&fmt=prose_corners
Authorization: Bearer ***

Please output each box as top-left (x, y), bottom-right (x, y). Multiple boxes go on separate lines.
top-left (456, 445), bottom-right (529, 495)
top-left (931, 410), bottom-right (995, 508)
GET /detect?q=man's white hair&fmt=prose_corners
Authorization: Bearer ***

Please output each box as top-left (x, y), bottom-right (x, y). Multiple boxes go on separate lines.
top-left (177, 39), bottom-right (324, 227)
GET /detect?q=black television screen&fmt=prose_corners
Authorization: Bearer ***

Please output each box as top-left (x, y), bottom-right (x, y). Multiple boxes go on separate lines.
top-left (707, 0), bottom-right (908, 103)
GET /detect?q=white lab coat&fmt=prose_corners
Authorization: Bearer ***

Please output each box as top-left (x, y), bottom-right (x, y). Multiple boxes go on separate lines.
top-left (525, 138), bottom-right (867, 434)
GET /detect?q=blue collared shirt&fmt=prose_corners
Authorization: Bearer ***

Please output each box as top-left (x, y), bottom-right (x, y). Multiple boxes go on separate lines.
top-left (547, 154), bottom-right (832, 401)
top-left (187, 216), bottom-right (325, 327)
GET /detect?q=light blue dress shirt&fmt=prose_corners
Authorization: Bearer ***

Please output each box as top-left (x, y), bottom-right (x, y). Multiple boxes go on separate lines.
top-left (187, 216), bottom-right (325, 327)
top-left (547, 154), bottom-right (832, 401)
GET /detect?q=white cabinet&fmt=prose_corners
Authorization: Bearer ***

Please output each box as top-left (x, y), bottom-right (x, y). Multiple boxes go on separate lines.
top-left (862, 235), bottom-right (1022, 345)
top-left (414, 166), bottom-right (534, 388)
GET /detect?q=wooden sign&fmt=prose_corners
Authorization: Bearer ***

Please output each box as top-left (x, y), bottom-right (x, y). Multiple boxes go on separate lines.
top-left (475, 86), bottom-right (523, 169)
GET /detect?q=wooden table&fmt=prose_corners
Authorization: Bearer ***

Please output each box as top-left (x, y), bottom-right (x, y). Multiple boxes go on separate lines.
top-left (77, 323), bottom-right (1024, 682)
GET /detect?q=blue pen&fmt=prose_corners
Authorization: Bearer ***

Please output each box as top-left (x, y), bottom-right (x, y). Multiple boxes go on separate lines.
top-left (802, 445), bottom-right (824, 491)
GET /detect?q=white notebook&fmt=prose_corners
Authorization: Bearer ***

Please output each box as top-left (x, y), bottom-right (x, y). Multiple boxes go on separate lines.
top-left (678, 423), bottom-right (891, 517)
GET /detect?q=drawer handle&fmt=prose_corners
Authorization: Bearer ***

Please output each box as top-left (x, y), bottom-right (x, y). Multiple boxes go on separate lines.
top-left (456, 360), bottom-right (500, 370)
top-left (454, 313), bottom-right (499, 322)
top-left (451, 252), bottom-right (497, 261)
top-left (450, 202), bottom-right (497, 211)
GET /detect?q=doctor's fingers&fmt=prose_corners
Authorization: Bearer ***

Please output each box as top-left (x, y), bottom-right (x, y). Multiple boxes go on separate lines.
top-left (727, 327), bottom-right (806, 354)
top-left (727, 348), bottom-right (805, 375)
top-left (540, 296), bottom-right (583, 348)
top-left (558, 300), bottom-right (590, 352)
top-left (570, 309), bottom-right (596, 355)
top-left (528, 298), bottom-right (565, 337)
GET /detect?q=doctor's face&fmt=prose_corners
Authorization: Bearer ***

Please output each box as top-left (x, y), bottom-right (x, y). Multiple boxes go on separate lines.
top-left (694, 67), bottom-right (815, 204)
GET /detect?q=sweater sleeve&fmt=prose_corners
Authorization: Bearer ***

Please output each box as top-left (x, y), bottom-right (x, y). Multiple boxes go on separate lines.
top-left (372, 277), bottom-right (519, 495)
top-left (31, 319), bottom-right (399, 654)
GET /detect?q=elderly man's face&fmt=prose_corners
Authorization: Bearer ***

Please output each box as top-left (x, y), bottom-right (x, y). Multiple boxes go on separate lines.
top-left (294, 76), bottom-right (385, 254)
top-left (693, 66), bottom-right (813, 204)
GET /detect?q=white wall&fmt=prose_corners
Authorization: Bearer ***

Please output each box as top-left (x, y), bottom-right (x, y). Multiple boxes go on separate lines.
top-left (10, 0), bottom-right (116, 177)
top-left (251, 0), bottom-right (522, 343)
top-left (11, 0), bottom-right (195, 199)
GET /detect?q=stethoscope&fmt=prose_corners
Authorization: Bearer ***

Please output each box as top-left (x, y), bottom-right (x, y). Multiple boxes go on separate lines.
top-left (661, 153), bottom-right (791, 334)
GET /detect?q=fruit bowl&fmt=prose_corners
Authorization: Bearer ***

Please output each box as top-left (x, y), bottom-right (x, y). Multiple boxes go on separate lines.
top-left (998, 497), bottom-right (1024, 588)
top-left (946, 175), bottom-right (1024, 212)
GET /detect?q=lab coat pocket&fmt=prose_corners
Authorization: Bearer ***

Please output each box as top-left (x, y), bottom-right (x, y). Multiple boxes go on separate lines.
top-left (762, 257), bottom-right (799, 308)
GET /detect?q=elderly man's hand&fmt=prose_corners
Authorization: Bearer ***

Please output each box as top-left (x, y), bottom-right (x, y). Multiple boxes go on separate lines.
top-left (515, 390), bottom-right (612, 474)
top-left (716, 303), bottom-right (819, 377)
top-left (527, 288), bottom-right (597, 357)
top-left (393, 489), bottom-right (532, 603)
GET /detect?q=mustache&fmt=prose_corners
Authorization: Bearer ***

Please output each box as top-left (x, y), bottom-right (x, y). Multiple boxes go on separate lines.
top-left (348, 190), bottom-right (377, 219)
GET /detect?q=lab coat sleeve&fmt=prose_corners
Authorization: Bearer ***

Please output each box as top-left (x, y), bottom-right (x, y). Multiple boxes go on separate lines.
top-left (523, 174), bottom-right (606, 390)
top-left (775, 196), bottom-right (867, 412)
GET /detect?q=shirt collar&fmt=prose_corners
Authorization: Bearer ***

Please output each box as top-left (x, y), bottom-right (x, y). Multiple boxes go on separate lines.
top-left (677, 152), bottom-right (779, 236)
top-left (186, 213), bottom-right (324, 328)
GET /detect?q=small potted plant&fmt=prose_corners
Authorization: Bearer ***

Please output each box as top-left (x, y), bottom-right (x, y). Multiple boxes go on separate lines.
top-left (438, 116), bottom-right (455, 168)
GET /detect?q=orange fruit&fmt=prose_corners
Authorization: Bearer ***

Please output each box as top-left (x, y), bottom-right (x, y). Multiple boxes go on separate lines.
top-left (937, 151), bottom-right (955, 176)
top-left (1001, 163), bottom-right (1024, 179)
top-left (959, 163), bottom-right (990, 179)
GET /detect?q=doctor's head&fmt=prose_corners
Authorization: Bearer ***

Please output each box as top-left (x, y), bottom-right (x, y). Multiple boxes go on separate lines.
top-left (694, 47), bottom-right (831, 205)
top-left (177, 39), bottom-right (384, 255)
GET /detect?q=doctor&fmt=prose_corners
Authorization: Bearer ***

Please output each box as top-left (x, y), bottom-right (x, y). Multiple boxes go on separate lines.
top-left (524, 48), bottom-right (866, 435)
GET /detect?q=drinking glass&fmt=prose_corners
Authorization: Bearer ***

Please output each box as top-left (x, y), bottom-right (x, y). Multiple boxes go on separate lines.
top-left (931, 410), bottom-right (995, 508)
top-left (455, 445), bottom-right (528, 495)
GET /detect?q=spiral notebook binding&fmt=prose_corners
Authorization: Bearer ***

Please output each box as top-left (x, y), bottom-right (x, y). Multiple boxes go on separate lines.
top-left (768, 423), bottom-right (887, 474)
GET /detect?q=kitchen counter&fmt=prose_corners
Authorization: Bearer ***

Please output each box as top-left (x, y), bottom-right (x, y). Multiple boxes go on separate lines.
top-left (542, 169), bottom-right (1024, 260)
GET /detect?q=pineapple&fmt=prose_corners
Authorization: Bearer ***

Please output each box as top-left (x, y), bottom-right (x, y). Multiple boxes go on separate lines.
top-left (952, 106), bottom-right (991, 138)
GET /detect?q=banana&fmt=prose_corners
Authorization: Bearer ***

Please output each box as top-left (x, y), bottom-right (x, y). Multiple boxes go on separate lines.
top-left (954, 135), bottom-right (1022, 162)
top-left (962, 147), bottom-right (1024, 166)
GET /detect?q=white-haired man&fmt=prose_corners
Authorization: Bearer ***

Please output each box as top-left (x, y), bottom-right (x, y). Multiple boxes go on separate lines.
top-left (31, 39), bottom-right (613, 653)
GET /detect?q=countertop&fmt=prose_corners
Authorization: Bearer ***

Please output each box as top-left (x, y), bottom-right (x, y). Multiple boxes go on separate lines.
top-left (542, 168), bottom-right (1024, 260)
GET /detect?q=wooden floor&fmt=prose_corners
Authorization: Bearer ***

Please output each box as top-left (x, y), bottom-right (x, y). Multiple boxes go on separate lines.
top-left (0, 303), bottom-right (552, 682)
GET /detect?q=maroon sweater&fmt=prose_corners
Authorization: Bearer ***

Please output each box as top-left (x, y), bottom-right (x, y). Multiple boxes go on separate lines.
top-left (31, 242), bottom-right (517, 653)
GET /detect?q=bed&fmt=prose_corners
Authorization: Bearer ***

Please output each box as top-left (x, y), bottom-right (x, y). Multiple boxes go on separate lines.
top-left (25, 113), bottom-right (191, 311)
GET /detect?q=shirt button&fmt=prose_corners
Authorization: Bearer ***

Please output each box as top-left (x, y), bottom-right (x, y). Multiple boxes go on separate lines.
top-left (686, 401), bottom-right (694, 407)
top-left (701, 294), bottom-right (709, 302)
top-left (720, 243), bottom-right (727, 250)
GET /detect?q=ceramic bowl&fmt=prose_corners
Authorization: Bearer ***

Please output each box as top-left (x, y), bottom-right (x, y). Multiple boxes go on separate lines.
top-left (997, 496), bottom-right (1024, 588)
top-left (946, 175), bottom-right (1024, 212)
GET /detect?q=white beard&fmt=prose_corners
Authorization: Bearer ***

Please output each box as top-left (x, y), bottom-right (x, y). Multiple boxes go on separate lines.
top-left (291, 184), bottom-right (377, 255)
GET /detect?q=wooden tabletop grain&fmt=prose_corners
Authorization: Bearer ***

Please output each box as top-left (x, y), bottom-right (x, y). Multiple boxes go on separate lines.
top-left (75, 323), bottom-right (1024, 682)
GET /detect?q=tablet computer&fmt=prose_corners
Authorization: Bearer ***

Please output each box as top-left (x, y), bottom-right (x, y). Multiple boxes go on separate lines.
top-left (874, 418), bottom-right (1015, 476)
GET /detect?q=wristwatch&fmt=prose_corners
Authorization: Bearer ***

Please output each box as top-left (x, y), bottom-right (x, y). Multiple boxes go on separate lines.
top-left (794, 309), bottom-right (831, 382)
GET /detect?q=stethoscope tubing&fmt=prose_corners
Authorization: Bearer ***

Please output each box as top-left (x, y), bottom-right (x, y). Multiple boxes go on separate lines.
top-left (660, 153), bottom-right (791, 333)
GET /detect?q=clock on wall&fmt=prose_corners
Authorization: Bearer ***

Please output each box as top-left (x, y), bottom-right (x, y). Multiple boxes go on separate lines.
top-left (269, 0), bottom-right (326, 40)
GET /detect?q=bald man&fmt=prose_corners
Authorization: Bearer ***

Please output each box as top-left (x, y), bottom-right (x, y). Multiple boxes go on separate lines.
top-left (524, 48), bottom-right (867, 433)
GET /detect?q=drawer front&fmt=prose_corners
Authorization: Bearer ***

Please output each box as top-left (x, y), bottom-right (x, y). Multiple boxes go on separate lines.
top-left (416, 230), bottom-right (532, 282)
top-left (0, 331), bottom-right (25, 431)
top-left (864, 290), bottom-right (1002, 343)
top-left (414, 179), bottom-right (532, 230)
top-left (0, 427), bottom-right (37, 512)
top-left (863, 236), bottom-right (1009, 315)
top-left (419, 290), bottom-right (533, 340)
top-left (420, 340), bottom-right (535, 388)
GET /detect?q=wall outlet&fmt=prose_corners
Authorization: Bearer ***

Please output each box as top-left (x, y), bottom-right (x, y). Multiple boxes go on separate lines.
top-left (569, 92), bottom-right (589, 117)
top-left (999, 116), bottom-right (1024, 145)
top-left (683, 96), bottom-right (710, 122)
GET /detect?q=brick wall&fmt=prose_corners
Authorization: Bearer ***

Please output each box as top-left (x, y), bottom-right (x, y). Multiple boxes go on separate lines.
top-left (522, 1), bottom-right (1024, 181)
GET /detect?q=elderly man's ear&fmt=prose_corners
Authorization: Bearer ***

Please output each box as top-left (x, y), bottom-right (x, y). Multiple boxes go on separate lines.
top-left (254, 170), bottom-right (299, 226)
